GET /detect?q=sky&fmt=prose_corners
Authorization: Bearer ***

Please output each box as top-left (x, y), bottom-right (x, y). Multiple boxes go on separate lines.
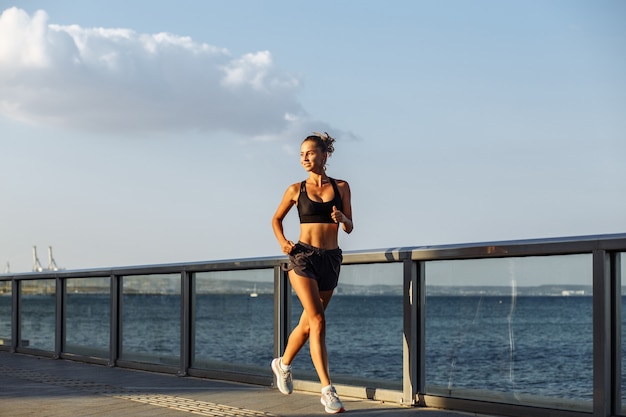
top-left (1, 1), bottom-right (625, 274)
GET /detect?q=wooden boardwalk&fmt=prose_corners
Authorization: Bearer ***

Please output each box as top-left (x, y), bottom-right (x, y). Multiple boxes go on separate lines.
top-left (0, 351), bottom-right (494, 417)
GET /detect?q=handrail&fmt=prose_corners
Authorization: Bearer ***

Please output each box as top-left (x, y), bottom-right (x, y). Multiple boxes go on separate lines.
top-left (2, 233), bottom-right (624, 279)
top-left (0, 233), bottom-right (624, 417)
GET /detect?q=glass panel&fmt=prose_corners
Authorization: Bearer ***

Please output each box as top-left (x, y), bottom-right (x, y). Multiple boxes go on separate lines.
top-left (194, 269), bottom-right (273, 374)
top-left (20, 279), bottom-right (56, 351)
top-left (0, 281), bottom-right (11, 347)
top-left (290, 263), bottom-right (403, 389)
top-left (121, 274), bottom-right (180, 365)
top-left (425, 254), bottom-right (592, 412)
top-left (65, 277), bottom-right (110, 357)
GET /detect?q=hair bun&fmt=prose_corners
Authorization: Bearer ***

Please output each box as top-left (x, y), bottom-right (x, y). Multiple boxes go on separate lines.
top-left (310, 131), bottom-right (336, 155)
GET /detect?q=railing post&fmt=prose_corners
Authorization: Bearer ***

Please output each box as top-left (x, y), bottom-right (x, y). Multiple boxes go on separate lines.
top-left (610, 252), bottom-right (621, 415)
top-left (592, 250), bottom-right (610, 417)
top-left (417, 261), bottom-right (426, 401)
top-left (402, 259), bottom-right (420, 406)
top-left (179, 271), bottom-right (193, 376)
top-left (54, 276), bottom-right (65, 359)
top-left (11, 279), bottom-right (20, 353)
top-left (109, 274), bottom-right (121, 367)
top-left (274, 265), bottom-right (290, 358)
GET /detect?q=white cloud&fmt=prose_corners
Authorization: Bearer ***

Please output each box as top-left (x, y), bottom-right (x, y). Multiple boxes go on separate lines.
top-left (0, 7), bottom-right (304, 136)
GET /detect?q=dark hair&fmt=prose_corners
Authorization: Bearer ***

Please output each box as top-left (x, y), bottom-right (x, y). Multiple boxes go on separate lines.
top-left (304, 131), bottom-right (336, 156)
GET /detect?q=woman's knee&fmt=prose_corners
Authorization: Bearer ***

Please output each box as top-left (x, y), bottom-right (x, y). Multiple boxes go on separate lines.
top-left (307, 312), bottom-right (326, 335)
top-left (295, 319), bottom-right (310, 335)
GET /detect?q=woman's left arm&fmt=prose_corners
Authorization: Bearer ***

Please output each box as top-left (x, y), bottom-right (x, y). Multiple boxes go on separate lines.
top-left (333, 180), bottom-right (353, 234)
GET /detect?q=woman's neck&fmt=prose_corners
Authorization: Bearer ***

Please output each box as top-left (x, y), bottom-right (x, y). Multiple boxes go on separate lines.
top-left (307, 172), bottom-right (329, 187)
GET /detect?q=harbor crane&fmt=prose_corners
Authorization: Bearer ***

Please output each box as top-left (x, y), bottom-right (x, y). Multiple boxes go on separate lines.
top-left (32, 246), bottom-right (62, 272)
top-left (48, 246), bottom-right (59, 271)
top-left (32, 246), bottom-right (43, 272)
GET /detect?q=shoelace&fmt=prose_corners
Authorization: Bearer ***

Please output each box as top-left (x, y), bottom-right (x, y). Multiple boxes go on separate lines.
top-left (323, 389), bottom-right (339, 403)
top-left (280, 367), bottom-right (292, 382)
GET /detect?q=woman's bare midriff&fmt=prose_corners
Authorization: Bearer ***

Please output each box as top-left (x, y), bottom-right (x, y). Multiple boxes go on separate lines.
top-left (298, 223), bottom-right (340, 249)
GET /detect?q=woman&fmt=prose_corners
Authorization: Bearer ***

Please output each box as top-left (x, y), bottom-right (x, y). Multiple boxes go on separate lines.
top-left (271, 132), bottom-right (353, 414)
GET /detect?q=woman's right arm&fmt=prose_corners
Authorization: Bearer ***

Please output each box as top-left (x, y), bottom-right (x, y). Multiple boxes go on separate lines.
top-left (272, 183), bottom-right (298, 255)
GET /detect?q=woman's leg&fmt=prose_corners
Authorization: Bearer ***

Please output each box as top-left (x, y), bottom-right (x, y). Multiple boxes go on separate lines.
top-left (282, 284), bottom-right (334, 366)
top-left (281, 309), bottom-right (311, 365)
top-left (284, 271), bottom-right (335, 387)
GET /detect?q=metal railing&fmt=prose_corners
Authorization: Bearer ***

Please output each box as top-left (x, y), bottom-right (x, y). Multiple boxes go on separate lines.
top-left (0, 233), bottom-right (624, 417)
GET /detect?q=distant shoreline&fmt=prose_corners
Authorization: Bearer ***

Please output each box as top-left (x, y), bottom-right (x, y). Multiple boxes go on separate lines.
top-left (3, 285), bottom-right (618, 297)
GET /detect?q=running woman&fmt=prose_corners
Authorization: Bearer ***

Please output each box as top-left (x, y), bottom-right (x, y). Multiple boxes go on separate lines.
top-left (271, 132), bottom-right (353, 414)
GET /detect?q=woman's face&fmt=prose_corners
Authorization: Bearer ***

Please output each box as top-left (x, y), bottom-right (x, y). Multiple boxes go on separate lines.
top-left (300, 140), bottom-right (326, 173)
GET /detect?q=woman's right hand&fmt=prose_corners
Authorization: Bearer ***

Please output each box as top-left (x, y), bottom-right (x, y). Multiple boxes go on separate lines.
top-left (281, 240), bottom-right (296, 255)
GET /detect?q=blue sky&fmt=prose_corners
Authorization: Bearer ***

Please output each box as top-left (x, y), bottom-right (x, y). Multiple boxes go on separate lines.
top-left (1, 1), bottom-right (625, 273)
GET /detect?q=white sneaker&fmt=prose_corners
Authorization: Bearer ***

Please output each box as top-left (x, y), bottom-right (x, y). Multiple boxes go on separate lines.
top-left (271, 357), bottom-right (293, 395)
top-left (320, 385), bottom-right (345, 414)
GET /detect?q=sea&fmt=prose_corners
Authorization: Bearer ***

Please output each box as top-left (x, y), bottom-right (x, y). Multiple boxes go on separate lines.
top-left (3, 293), bottom-right (625, 404)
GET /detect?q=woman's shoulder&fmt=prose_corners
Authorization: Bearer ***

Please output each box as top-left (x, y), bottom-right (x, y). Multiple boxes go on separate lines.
top-left (284, 181), bottom-right (302, 200)
top-left (331, 178), bottom-right (350, 188)
top-left (287, 180), bottom-right (304, 190)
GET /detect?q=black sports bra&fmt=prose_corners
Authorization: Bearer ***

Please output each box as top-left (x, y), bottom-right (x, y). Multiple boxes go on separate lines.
top-left (297, 178), bottom-right (343, 224)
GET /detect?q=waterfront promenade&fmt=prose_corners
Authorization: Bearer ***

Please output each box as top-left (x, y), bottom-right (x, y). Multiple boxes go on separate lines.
top-left (0, 351), bottom-right (495, 417)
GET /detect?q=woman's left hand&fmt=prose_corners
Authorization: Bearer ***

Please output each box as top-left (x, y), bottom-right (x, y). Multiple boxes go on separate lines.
top-left (331, 206), bottom-right (344, 223)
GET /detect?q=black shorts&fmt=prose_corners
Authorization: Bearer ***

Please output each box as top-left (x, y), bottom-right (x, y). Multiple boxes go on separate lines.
top-left (284, 242), bottom-right (343, 291)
